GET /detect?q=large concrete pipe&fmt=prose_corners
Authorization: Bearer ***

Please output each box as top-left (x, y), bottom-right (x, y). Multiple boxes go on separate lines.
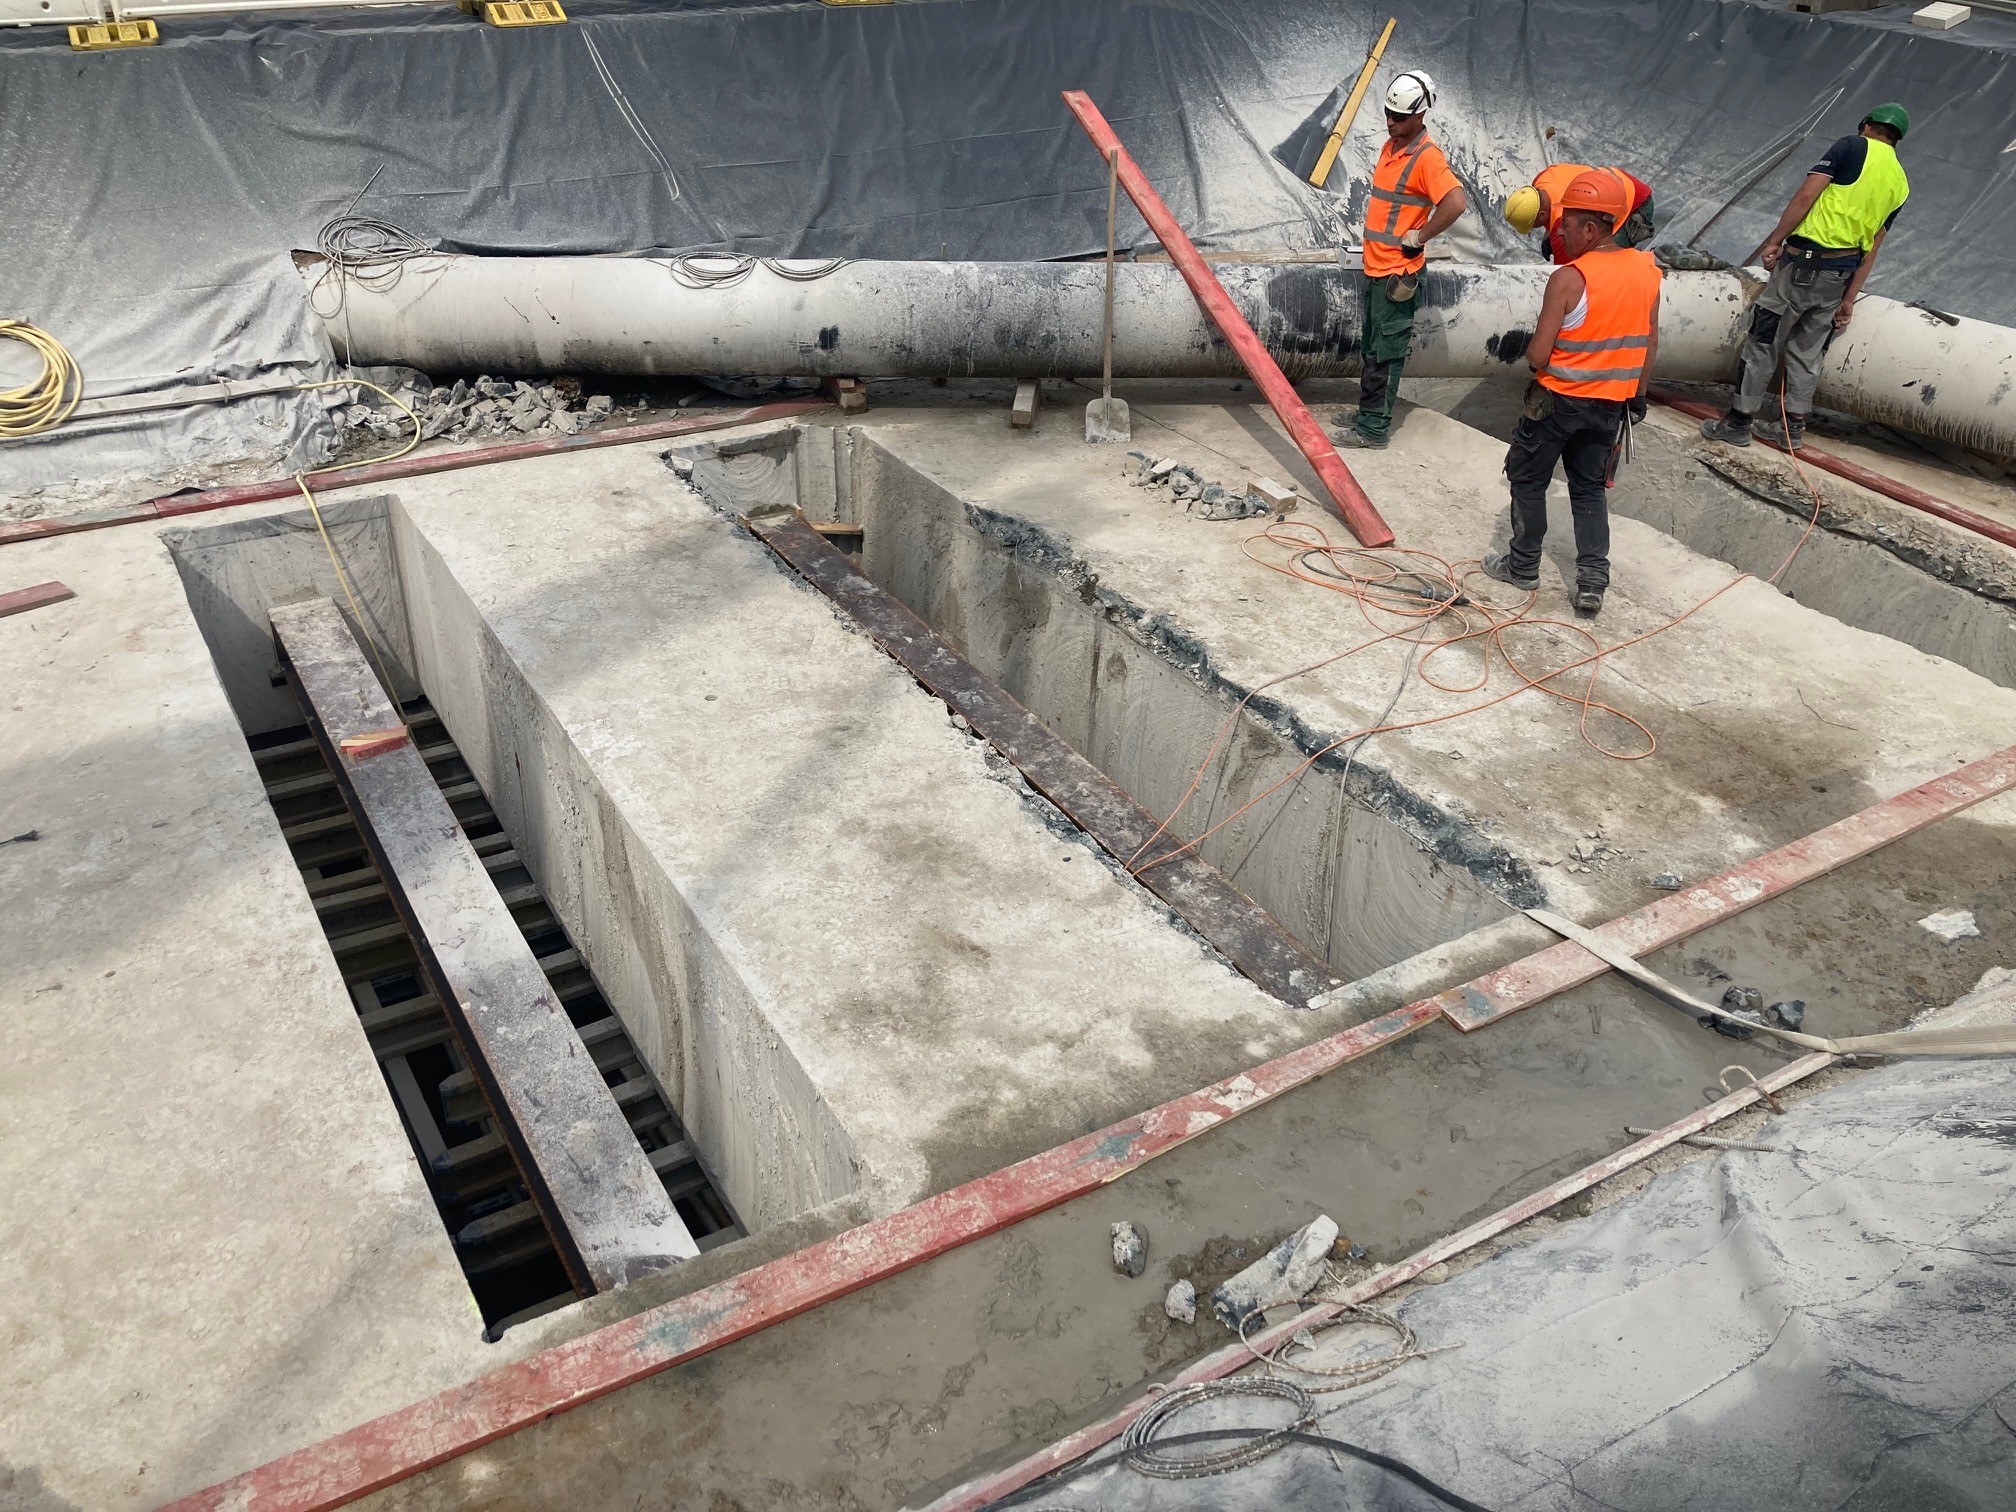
top-left (306, 256), bottom-right (2016, 457)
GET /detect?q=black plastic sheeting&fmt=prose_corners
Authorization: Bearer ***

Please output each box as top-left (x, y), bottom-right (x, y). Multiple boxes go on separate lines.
top-left (1, 0), bottom-right (2011, 486)
top-left (1014, 1040), bottom-right (2016, 1510)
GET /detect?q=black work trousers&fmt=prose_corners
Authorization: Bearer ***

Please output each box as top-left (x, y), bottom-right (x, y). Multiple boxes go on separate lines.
top-left (1503, 390), bottom-right (1624, 591)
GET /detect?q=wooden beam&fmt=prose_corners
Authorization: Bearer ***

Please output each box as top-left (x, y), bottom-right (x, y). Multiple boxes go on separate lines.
top-left (271, 598), bottom-right (695, 1294)
top-left (0, 580), bottom-right (75, 619)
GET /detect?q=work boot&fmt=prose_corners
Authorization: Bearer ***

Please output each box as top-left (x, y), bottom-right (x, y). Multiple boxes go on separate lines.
top-left (1573, 585), bottom-right (1605, 618)
top-left (1698, 412), bottom-right (1752, 447)
top-left (1753, 415), bottom-right (1806, 451)
top-left (1333, 426), bottom-right (1388, 451)
top-left (1479, 551), bottom-right (1539, 592)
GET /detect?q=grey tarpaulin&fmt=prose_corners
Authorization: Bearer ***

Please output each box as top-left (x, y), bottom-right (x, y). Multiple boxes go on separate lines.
top-left (2, 0), bottom-right (2011, 487)
top-left (1030, 987), bottom-right (2016, 1508)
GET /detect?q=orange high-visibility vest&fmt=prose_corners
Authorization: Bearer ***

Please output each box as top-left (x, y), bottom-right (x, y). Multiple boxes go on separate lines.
top-left (1362, 134), bottom-right (1444, 276)
top-left (1539, 247), bottom-right (1662, 402)
top-left (1534, 162), bottom-right (1635, 233)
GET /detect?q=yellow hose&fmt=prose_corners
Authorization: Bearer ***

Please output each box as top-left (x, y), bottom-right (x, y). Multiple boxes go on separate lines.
top-left (0, 319), bottom-right (83, 438)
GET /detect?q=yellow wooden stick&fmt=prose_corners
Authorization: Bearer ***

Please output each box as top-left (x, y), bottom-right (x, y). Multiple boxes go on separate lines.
top-left (1309, 18), bottom-right (1398, 190)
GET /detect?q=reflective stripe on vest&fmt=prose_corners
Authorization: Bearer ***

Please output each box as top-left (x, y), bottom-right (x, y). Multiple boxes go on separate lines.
top-left (1793, 138), bottom-right (1909, 253)
top-left (1538, 247), bottom-right (1662, 402)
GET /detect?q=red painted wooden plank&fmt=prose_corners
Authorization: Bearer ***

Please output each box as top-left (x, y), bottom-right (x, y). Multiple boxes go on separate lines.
top-left (1649, 387), bottom-right (2016, 553)
top-left (160, 742), bottom-right (2016, 1510)
top-left (926, 1050), bottom-right (1836, 1512)
top-left (0, 402), bottom-right (825, 547)
top-left (160, 1000), bottom-right (1441, 1512)
top-left (1060, 90), bottom-right (1395, 550)
top-left (1440, 740), bottom-right (2016, 1031)
top-left (0, 580), bottom-right (75, 618)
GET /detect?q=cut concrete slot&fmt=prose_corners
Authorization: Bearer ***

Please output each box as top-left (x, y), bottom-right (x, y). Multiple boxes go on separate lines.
top-left (685, 425), bottom-right (1515, 985)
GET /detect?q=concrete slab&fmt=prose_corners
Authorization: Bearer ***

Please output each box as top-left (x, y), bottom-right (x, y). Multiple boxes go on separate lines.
top-left (846, 396), bottom-right (2016, 1030)
top-left (346, 442), bottom-right (1306, 1221)
top-left (0, 520), bottom-right (491, 1508)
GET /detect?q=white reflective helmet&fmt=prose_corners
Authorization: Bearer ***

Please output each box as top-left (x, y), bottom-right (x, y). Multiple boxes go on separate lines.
top-left (1383, 69), bottom-right (1436, 117)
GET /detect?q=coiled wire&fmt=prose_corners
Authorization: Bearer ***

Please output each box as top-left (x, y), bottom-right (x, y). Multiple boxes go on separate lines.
top-left (0, 319), bottom-right (83, 439)
top-left (665, 253), bottom-right (849, 289)
top-left (1120, 1377), bottom-right (1317, 1479)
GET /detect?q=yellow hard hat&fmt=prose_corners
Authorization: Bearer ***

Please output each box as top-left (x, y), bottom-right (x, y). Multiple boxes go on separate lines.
top-left (1505, 186), bottom-right (1543, 235)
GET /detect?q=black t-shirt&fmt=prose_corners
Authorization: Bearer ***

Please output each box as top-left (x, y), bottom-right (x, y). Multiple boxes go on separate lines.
top-left (1785, 136), bottom-right (1903, 265)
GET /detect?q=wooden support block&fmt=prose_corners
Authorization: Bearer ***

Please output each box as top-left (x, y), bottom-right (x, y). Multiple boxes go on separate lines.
top-left (272, 598), bottom-right (695, 1292)
top-left (0, 581), bottom-right (75, 620)
top-left (823, 376), bottom-right (869, 414)
top-left (1010, 379), bottom-right (1040, 430)
top-left (1247, 476), bottom-right (1301, 512)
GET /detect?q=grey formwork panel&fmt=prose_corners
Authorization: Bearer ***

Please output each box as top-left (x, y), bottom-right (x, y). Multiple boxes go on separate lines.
top-left (272, 597), bottom-right (696, 1293)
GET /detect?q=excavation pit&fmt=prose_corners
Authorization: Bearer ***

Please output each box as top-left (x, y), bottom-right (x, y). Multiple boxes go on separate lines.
top-left (7, 391), bottom-right (2016, 1510)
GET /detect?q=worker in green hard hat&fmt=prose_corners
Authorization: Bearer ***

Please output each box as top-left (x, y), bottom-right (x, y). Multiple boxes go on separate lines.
top-left (1700, 103), bottom-right (1911, 452)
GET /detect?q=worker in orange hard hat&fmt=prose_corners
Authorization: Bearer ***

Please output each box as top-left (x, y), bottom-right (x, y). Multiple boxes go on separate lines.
top-left (1479, 170), bottom-right (1662, 619)
top-left (1504, 163), bottom-right (1655, 264)
top-left (1334, 68), bottom-right (1469, 450)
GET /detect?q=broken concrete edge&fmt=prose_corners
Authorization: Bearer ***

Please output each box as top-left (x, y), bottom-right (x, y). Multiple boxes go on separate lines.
top-left (949, 498), bottom-right (1549, 909)
top-left (0, 400), bottom-right (828, 547)
top-left (154, 728), bottom-right (2014, 1511)
top-left (747, 510), bottom-right (1342, 1006)
top-left (1650, 390), bottom-right (2016, 554)
top-left (921, 1047), bottom-right (1837, 1512)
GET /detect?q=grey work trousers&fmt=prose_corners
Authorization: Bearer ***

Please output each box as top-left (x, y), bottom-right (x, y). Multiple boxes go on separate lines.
top-left (1731, 259), bottom-right (1852, 419)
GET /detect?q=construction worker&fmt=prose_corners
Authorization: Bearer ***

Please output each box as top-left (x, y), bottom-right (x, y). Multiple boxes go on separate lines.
top-left (1335, 68), bottom-right (1468, 450)
top-left (1700, 104), bottom-right (1911, 451)
top-left (1481, 171), bottom-right (1662, 618)
top-left (1504, 163), bottom-right (1655, 263)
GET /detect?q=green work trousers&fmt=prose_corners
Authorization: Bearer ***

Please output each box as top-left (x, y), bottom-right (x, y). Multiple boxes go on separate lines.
top-left (1354, 274), bottom-right (1420, 442)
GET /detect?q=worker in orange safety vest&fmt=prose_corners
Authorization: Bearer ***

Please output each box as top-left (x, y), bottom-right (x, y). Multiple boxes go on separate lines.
top-left (1334, 68), bottom-right (1468, 450)
top-left (1479, 170), bottom-right (1662, 619)
top-left (1504, 163), bottom-right (1656, 263)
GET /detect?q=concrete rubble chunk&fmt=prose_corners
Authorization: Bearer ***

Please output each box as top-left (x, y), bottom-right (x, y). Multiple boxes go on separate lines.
top-left (1111, 1221), bottom-right (1148, 1278)
top-left (1209, 1214), bottom-right (1338, 1330)
top-left (586, 394), bottom-right (615, 416)
top-left (1919, 908), bottom-right (1982, 943)
top-left (1164, 1278), bottom-right (1196, 1324)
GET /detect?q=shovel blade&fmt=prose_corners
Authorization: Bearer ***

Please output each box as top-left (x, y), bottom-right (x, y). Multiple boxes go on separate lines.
top-left (1085, 396), bottom-right (1131, 444)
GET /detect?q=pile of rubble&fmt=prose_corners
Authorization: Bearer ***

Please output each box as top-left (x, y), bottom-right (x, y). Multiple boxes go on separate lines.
top-left (1124, 450), bottom-right (1298, 522)
top-left (340, 373), bottom-right (616, 445)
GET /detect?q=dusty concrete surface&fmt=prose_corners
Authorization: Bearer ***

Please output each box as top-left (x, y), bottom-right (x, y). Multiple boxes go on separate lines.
top-left (341, 399), bottom-right (2016, 1511)
top-left (0, 518), bottom-right (494, 1509)
top-left (328, 442), bottom-right (1308, 1221)
top-left (1407, 374), bottom-right (2016, 688)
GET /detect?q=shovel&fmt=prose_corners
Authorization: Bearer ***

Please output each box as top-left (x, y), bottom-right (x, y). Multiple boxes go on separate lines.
top-left (1086, 147), bottom-right (1131, 444)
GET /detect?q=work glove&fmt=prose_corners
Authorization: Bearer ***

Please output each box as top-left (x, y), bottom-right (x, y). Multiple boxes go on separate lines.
top-left (1628, 396), bottom-right (1648, 423)
top-left (1399, 227), bottom-right (1426, 254)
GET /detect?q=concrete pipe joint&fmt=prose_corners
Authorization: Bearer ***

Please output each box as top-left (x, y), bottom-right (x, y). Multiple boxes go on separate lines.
top-left (303, 256), bottom-right (2016, 457)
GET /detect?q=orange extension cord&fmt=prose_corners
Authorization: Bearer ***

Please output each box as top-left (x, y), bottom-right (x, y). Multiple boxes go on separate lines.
top-left (1127, 395), bottom-right (1826, 880)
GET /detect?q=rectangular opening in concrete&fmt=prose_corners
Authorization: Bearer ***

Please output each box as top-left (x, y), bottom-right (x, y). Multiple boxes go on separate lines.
top-left (164, 502), bottom-right (744, 1332)
top-left (686, 426), bottom-right (1517, 987)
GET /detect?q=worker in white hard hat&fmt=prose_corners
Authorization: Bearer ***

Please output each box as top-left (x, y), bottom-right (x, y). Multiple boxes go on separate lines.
top-left (1336, 68), bottom-right (1468, 450)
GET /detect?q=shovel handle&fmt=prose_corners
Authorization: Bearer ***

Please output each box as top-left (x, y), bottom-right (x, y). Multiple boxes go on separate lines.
top-left (1103, 148), bottom-right (1118, 402)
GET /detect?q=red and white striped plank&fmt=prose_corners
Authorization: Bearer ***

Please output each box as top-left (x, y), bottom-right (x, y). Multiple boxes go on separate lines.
top-left (1060, 90), bottom-right (1394, 549)
top-left (0, 403), bottom-right (824, 547)
top-left (925, 1050), bottom-right (1836, 1512)
top-left (1439, 741), bottom-right (2016, 1031)
top-left (0, 580), bottom-right (75, 618)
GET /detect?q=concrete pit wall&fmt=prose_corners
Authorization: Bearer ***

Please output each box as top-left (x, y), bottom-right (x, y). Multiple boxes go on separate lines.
top-left (166, 501), bottom-right (860, 1236)
top-left (390, 511), bottom-right (861, 1231)
top-left (701, 424), bottom-right (1514, 985)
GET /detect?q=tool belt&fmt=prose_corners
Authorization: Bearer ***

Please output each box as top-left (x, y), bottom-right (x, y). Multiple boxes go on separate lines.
top-left (1781, 240), bottom-right (1859, 288)
top-left (1386, 271), bottom-right (1419, 302)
